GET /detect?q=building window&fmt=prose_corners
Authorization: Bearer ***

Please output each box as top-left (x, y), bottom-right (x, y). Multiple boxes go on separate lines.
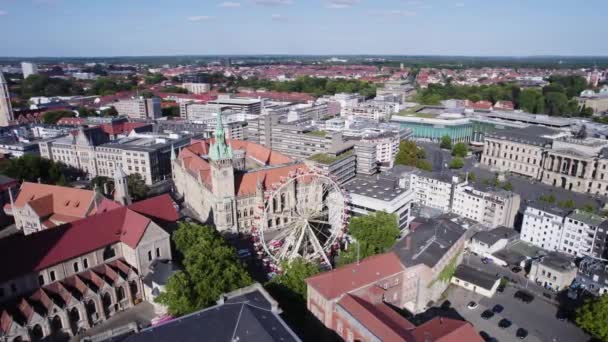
top-left (103, 246), bottom-right (116, 260)
top-left (73, 262), bottom-right (79, 273)
top-left (148, 250), bottom-right (153, 261)
top-left (83, 258), bottom-right (89, 269)
top-left (38, 275), bottom-right (45, 286)
top-left (50, 270), bottom-right (57, 282)
top-left (156, 248), bottom-right (161, 258)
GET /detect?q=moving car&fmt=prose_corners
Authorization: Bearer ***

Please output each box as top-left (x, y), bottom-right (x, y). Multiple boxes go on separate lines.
top-left (498, 318), bottom-right (512, 329)
top-left (516, 328), bottom-right (528, 339)
top-left (481, 310), bottom-right (495, 320)
top-left (492, 304), bottom-right (504, 313)
top-left (514, 290), bottom-right (534, 303)
top-left (467, 301), bottom-right (479, 310)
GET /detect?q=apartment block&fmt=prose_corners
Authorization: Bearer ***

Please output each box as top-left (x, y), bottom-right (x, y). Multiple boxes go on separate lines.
top-left (114, 97), bottom-right (162, 119)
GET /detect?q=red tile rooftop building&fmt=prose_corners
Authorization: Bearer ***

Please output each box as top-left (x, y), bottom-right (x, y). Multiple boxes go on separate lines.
top-left (305, 253), bottom-right (482, 342)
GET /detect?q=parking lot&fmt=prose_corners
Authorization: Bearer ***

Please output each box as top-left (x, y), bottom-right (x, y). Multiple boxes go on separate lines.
top-left (446, 285), bottom-right (589, 342)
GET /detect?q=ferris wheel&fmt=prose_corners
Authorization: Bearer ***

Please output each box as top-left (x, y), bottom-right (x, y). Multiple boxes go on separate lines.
top-left (254, 168), bottom-right (348, 269)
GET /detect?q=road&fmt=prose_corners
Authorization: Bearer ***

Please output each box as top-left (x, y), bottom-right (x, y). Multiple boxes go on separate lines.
top-left (446, 285), bottom-right (589, 342)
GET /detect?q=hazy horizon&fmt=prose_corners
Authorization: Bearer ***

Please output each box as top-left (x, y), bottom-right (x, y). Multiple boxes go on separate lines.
top-left (0, 0), bottom-right (606, 57)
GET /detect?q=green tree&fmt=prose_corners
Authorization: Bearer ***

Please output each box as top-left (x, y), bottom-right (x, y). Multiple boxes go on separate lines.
top-left (267, 258), bottom-right (320, 301)
top-left (21, 74), bottom-right (83, 98)
top-left (582, 203), bottom-right (596, 213)
top-left (449, 157), bottom-right (464, 169)
top-left (558, 199), bottom-right (576, 209)
top-left (502, 182), bottom-right (513, 191)
top-left (144, 73), bottom-right (167, 85)
top-left (42, 110), bottom-right (75, 124)
top-left (101, 106), bottom-right (118, 117)
top-left (452, 142), bottom-right (468, 157)
top-left (91, 176), bottom-right (114, 194)
top-left (339, 211), bottom-right (399, 266)
top-left (0, 154), bottom-right (81, 184)
top-left (155, 223), bottom-right (253, 316)
top-left (576, 295), bottom-right (608, 341)
top-left (416, 159), bottom-right (433, 171)
top-left (440, 135), bottom-right (452, 150)
top-left (395, 140), bottom-right (420, 166)
top-left (162, 106), bottom-right (180, 117)
top-left (544, 92), bottom-right (569, 116)
top-left (77, 107), bottom-right (97, 118)
top-left (539, 194), bottom-right (557, 204)
top-left (467, 172), bottom-right (476, 182)
top-left (519, 89), bottom-right (543, 113)
top-left (126, 174), bottom-right (149, 201)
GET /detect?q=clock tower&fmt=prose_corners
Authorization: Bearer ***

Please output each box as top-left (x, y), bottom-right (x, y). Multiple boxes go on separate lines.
top-left (209, 111), bottom-right (237, 231)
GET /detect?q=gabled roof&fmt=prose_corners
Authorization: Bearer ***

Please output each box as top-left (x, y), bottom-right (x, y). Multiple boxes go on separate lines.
top-left (127, 194), bottom-right (179, 222)
top-left (337, 294), bottom-right (414, 341)
top-left (9, 182), bottom-right (97, 223)
top-left (0, 195), bottom-right (176, 283)
top-left (410, 317), bottom-right (483, 342)
top-left (305, 252), bottom-right (405, 300)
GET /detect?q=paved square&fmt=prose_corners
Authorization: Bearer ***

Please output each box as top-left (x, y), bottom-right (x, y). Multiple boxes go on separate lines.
top-left (446, 285), bottom-right (589, 342)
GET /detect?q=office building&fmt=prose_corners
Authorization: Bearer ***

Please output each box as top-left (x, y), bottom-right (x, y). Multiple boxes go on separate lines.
top-left (0, 72), bottom-right (13, 127)
top-left (114, 97), bottom-right (162, 119)
top-left (344, 172), bottom-right (415, 232)
top-left (452, 183), bottom-right (520, 228)
top-left (39, 128), bottom-right (190, 185)
top-left (182, 82), bottom-right (211, 94)
top-left (520, 204), bottom-right (570, 252)
top-left (21, 62), bottom-right (38, 79)
top-left (208, 94), bottom-right (262, 114)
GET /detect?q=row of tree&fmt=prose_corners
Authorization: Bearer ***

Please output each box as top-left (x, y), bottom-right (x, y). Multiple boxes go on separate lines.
top-left (415, 75), bottom-right (593, 117)
top-left (0, 155), bottom-right (82, 185)
top-left (236, 76), bottom-right (377, 98)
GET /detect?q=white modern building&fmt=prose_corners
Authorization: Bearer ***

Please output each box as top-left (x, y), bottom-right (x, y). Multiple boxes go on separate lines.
top-left (114, 97), bottom-right (162, 119)
top-left (469, 226), bottom-right (519, 257)
top-left (182, 82), bottom-right (211, 94)
top-left (452, 184), bottom-right (520, 228)
top-left (560, 210), bottom-right (606, 257)
top-left (344, 173), bottom-right (415, 233)
top-left (21, 62), bottom-right (38, 79)
top-left (520, 204), bottom-right (570, 252)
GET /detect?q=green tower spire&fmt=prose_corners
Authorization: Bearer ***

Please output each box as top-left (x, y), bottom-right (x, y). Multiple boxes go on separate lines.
top-left (209, 111), bottom-right (233, 161)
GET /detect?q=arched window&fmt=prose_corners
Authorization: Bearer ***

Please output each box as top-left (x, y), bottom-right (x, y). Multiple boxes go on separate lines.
top-left (73, 262), bottom-right (79, 273)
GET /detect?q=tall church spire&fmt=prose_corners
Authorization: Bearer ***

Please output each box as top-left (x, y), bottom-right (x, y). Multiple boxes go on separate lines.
top-left (209, 110), bottom-right (233, 161)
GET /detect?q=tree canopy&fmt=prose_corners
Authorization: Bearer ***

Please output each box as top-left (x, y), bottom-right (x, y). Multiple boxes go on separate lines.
top-left (0, 154), bottom-right (81, 185)
top-left (440, 135), bottom-right (452, 150)
top-left (162, 106), bottom-right (180, 117)
top-left (395, 140), bottom-right (432, 171)
top-left (576, 295), bottom-right (608, 341)
top-left (20, 74), bottom-right (83, 98)
top-left (449, 157), bottom-right (464, 169)
top-left (155, 223), bottom-right (253, 316)
top-left (126, 174), bottom-right (149, 201)
top-left (144, 73), bottom-right (167, 85)
top-left (236, 76), bottom-right (377, 98)
top-left (339, 211), bottom-right (399, 266)
top-left (42, 110), bottom-right (75, 124)
top-left (88, 77), bottom-right (136, 96)
top-left (452, 142), bottom-right (467, 157)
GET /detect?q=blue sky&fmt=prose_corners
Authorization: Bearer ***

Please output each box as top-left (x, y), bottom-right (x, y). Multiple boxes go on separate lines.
top-left (0, 0), bottom-right (606, 57)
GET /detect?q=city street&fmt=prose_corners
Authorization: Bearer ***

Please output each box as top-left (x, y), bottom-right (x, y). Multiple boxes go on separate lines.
top-left (446, 285), bottom-right (589, 342)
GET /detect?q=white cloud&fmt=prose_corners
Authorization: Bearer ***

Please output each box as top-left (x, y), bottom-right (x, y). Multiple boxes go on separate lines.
top-left (271, 13), bottom-right (287, 21)
top-left (254, 0), bottom-right (293, 6)
top-left (219, 1), bottom-right (241, 7)
top-left (0, 10), bottom-right (7, 16)
top-left (325, 0), bottom-right (359, 9)
top-left (374, 9), bottom-right (417, 17)
top-left (187, 15), bottom-right (214, 22)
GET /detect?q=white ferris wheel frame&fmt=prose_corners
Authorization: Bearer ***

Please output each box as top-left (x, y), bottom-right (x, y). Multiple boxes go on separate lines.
top-left (256, 169), bottom-right (348, 268)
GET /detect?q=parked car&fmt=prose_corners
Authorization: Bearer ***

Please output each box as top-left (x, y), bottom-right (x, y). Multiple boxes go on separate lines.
top-left (479, 331), bottom-right (498, 342)
top-left (492, 304), bottom-right (504, 313)
top-left (516, 328), bottom-right (528, 339)
top-left (482, 257), bottom-right (491, 264)
top-left (514, 290), bottom-right (534, 303)
top-left (467, 301), bottom-right (479, 310)
top-left (237, 249), bottom-right (252, 259)
top-left (511, 266), bottom-right (522, 273)
top-left (481, 310), bottom-right (495, 320)
top-left (498, 318), bottom-right (512, 329)
top-left (497, 284), bottom-right (506, 293)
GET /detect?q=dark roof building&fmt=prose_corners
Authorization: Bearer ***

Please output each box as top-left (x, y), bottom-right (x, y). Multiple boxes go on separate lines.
top-left (124, 284), bottom-right (301, 342)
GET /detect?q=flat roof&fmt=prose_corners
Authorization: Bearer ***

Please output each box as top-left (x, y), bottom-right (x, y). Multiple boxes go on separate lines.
top-left (454, 265), bottom-right (500, 291)
top-left (344, 175), bottom-right (406, 202)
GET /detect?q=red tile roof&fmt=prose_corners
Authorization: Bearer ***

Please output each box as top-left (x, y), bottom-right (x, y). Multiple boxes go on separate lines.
top-left (126, 194), bottom-right (179, 222)
top-left (0, 195), bottom-right (176, 283)
top-left (177, 139), bottom-right (304, 196)
top-left (99, 122), bottom-right (151, 136)
top-left (10, 182), bottom-right (98, 223)
top-left (305, 252), bottom-right (405, 300)
top-left (411, 317), bottom-right (483, 342)
top-left (337, 294), bottom-right (414, 341)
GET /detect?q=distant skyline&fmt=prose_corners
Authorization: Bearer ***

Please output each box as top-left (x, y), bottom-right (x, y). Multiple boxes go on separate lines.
top-left (0, 0), bottom-right (606, 57)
